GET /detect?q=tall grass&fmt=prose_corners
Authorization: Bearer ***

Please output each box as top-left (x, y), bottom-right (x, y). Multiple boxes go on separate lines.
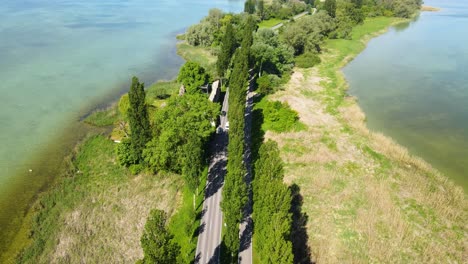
top-left (16, 135), bottom-right (182, 263)
top-left (263, 17), bottom-right (467, 263)
top-left (177, 42), bottom-right (217, 77)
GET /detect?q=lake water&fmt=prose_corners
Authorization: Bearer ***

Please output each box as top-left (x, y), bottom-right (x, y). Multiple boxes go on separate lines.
top-left (0, 0), bottom-right (243, 253)
top-left (343, 0), bottom-right (468, 191)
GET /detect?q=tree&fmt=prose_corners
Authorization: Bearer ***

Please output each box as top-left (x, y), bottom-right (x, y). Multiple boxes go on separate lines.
top-left (186, 22), bottom-right (214, 46)
top-left (251, 28), bottom-right (294, 75)
top-left (257, 0), bottom-right (265, 20)
top-left (281, 11), bottom-right (335, 54)
top-left (351, 0), bottom-right (363, 8)
top-left (180, 135), bottom-right (204, 192)
top-left (143, 94), bottom-right (218, 181)
top-left (393, 0), bottom-right (421, 18)
top-left (244, 0), bottom-right (256, 14)
top-left (323, 0), bottom-right (337, 18)
top-left (116, 138), bottom-right (138, 167)
top-left (220, 17), bottom-right (256, 260)
top-left (127, 76), bottom-right (151, 163)
top-left (177, 62), bottom-right (209, 94)
top-left (139, 209), bottom-right (180, 264)
top-left (252, 141), bottom-right (293, 264)
top-left (217, 23), bottom-right (237, 77)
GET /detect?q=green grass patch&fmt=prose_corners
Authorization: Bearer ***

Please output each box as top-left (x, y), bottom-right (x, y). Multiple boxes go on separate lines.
top-left (168, 167), bottom-right (207, 264)
top-left (177, 42), bottom-right (217, 77)
top-left (258, 18), bottom-right (284, 28)
top-left (254, 98), bottom-right (306, 133)
top-left (295, 52), bottom-right (321, 68)
top-left (146, 80), bottom-right (180, 102)
top-left (16, 135), bottom-right (182, 263)
top-left (320, 132), bottom-right (338, 151)
top-left (84, 105), bottom-right (120, 127)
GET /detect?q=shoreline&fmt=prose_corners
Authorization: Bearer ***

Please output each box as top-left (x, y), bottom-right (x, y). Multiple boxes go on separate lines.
top-left (0, 36), bottom-right (184, 263)
top-left (421, 5), bottom-right (441, 12)
top-left (2, 8), bottom-right (465, 262)
top-left (340, 13), bottom-right (467, 192)
top-left (265, 15), bottom-right (466, 262)
top-left (331, 17), bottom-right (464, 194)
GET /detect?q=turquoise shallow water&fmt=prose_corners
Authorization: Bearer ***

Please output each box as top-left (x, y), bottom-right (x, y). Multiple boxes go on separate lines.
top-left (0, 0), bottom-right (243, 251)
top-left (343, 0), bottom-right (468, 191)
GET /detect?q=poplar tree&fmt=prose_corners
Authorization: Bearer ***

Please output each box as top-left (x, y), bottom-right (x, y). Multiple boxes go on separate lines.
top-left (221, 16), bottom-right (256, 261)
top-left (128, 76), bottom-right (151, 162)
top-left (139, 209), bottom-right (180, 264)
top-left (244, 0), bottom-right (256, 14)
top-left (323, 0), bottom-right (337, 18)
top-left (257, 0), bottom-right (265, 20)
top-left (217, 23), bottom-right (237, 78)
top-left (253, 141), bottom-right (293, 264)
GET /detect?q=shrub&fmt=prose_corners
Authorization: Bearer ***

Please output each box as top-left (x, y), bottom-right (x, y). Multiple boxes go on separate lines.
top-left (295, 52), bottom-right (321, 68)
top-left (118, 94), bottom-right (130, 118)
top-left (257, 100), bottom-right (302, 133)
top-left (256, 74), bottom-right (281, 94)
top-left (116, 138), bottom-right (139, 167)
top-left (177, 62), bottom-right (209, 94)
top-left (129, 164), bottom-right (144, 175)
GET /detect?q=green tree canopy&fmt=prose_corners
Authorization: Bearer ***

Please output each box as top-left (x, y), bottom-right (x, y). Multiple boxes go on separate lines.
top-left (126, 76), bottom-right (151, 163)
top-left (177, 62), bottom-right (210, 94)
top-left (281, 11), bottom-right (335, 54)
top-left (251, 28), bottom-right (294, 75)
top-left (143, 94), bottom-right (218, 191)
top-left (244, 0), bottom-right (256, 14)
top-left (139, 209), bottom-right (180, 264)
top-left (253, 140), bottom-right (293, 264)
top-left (217, 22), bottom-right (237, 77)
top-left (323, 0), bottom-right (337, 18)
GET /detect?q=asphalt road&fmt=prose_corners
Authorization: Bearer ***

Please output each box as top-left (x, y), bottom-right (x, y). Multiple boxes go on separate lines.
top-left (195, 90), bottom-right (229, 264)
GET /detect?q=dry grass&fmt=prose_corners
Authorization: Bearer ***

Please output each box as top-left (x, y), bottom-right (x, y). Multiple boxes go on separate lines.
top-left (17, 136), bottom-right (183, 264)
top-left (267, 66), bottom-right (467, 262)
top-left (421, 6), bottom-right (441, 12)
top-left (48, 174), bottom-right (181, 263)
top-left (262, 27), bottom-right (467, 262)
top-left (260, 17), bottom-right (467, 263)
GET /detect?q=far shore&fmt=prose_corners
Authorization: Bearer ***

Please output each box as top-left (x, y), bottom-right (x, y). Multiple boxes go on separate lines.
top-left (421, 5), bottom-right (441, 12)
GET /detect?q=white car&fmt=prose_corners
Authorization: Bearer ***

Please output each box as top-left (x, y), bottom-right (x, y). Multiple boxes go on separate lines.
top-left (225, 121), bottom-right (229, 130)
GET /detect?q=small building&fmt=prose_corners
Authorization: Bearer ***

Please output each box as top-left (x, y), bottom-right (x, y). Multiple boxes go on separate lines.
top-left (179, 84), bottom-right (185, 96)
top-left (208, 80), bottom-right (221, 102)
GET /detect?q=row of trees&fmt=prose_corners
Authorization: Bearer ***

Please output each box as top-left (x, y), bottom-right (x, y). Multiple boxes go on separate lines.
top-left (117, 69), bottom-right (215, 263)
top-left (117, 73), bottom-right (216, 184)
top-left (220, 16), bottom-right (257, 262)
top-left (253, 141), bottom-right (293, 263)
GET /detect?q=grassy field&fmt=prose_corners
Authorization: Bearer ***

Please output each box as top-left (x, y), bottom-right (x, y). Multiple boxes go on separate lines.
top-left (177, 42), bottom-right (217, 77)
top-left (169, 167), bottom-right (207, 264)
top-left (6, 71), bottom-right (208, 263)
top-left (9, 135), bottom-right (182, 263)
top-left (263, 17), bottom-right (467, 263)
top-left (146, 80), bottom-right (180, 102)
top-left (84, 104), bottom-right (120, 127)
top-left (258, 18), bottom-right (284, 28)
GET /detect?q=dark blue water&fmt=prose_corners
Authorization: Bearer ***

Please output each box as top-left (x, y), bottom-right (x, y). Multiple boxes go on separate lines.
top-left (343, 0), bottom-right (468, 191)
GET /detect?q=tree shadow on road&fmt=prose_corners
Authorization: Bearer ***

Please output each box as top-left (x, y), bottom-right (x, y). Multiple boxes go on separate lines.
top-left (204, 155), bottom-right (226, 199)
top-left (290, 183), bottom-right (313, 264)
top-left (193, 221), bottom-right (206, 238)
top-left (239, 217), bottom-right (253, 252)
